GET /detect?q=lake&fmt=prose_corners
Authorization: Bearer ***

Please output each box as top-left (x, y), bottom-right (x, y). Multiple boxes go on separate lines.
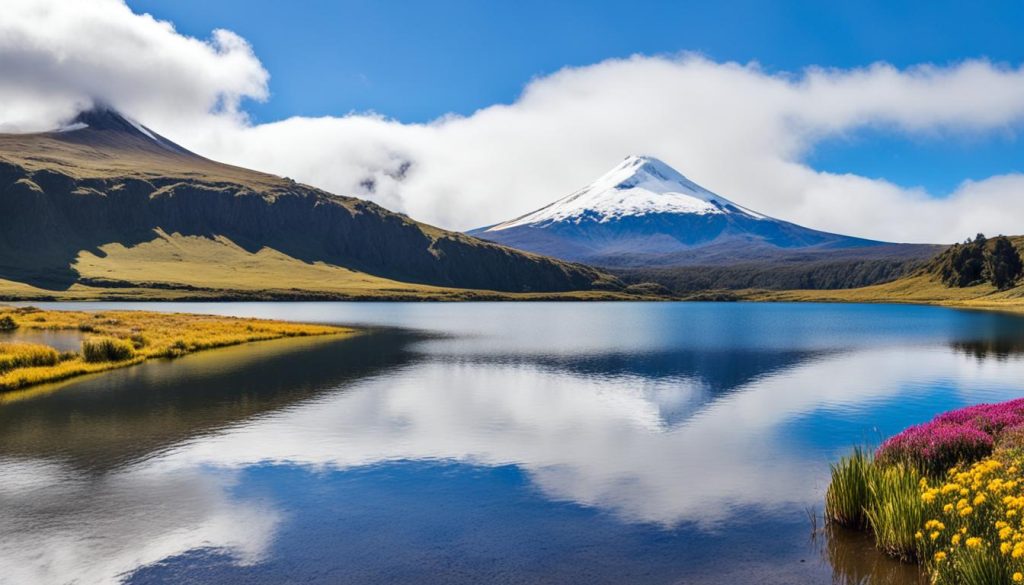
top-left (3, 301), bottom-right (1024, 585)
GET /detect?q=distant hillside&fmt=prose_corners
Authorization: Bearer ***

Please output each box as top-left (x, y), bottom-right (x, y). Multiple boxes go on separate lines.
top-left (470, 155), bottom-right (935, 273)
top-left (0, 108), bottom-right (618, 300)
top-left (616, 246), bottom-right (939, 292)
top-left (741, 236), bottom-right (1024, 312)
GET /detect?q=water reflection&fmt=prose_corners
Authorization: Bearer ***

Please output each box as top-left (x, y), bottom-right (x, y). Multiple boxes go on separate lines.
top-left (144, 346), bottom-right (1024, 527)
top-left (3, 302), bottom-right (1024, 585)
top-left (951, 337), bottom-right (1024, 361)
top-left (818, 525), bottom-right (926, 585)
top-left (0, 327), bottom-right (83, 352)
top-left (0, 331), bottom-right (416, 469)
top-left (0, 460), bottom-right (278, 585)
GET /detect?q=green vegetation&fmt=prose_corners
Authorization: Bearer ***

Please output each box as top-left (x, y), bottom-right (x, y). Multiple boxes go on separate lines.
top-left (826, 450), bottom-right (925, 561)
top-left (617, 257), bottom-right (929, 293)
top-left (825, 447), bottom-right (876, 530)
top-left (934, 234), bottom-right (1024, 291)
top-left (988, 237), bottom-right (1024, 291)
top-left (0, 306), bottom-right (353, 392)
top-left (827, 399), bottom-right (1024, 584)
top-left (864, 463), bottom-right (925, 561)
top-left (0, 315), bottom-right (17, 331)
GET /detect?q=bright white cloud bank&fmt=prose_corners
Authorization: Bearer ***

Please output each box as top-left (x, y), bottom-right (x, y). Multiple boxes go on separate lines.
top-left (3, 0), bottom-right (1024, 243)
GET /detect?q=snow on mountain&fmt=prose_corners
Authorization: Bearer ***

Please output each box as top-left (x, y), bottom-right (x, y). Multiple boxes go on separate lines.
top-left (470, 155), bottom-right (889, 267)
top-left (490, 155), bottom-right (765, 231)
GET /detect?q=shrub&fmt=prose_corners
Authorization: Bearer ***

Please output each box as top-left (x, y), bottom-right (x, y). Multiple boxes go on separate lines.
top-left (932, 233), bottom-right (1024, 290)
top-left (0, 316), bottom-right (18, 331)
top-left (825, 447), bottom-right (876, 530)
top-left (934, 398), bottom-right (1024, 434)
top-left (877, 423), bottom-right (994, 476)
top-left (986, 236), bottom-right (1024, 290)
top-left (81, 336), bottom-right (137, 363)
top-left (0, 342), bottom-right (59, 372)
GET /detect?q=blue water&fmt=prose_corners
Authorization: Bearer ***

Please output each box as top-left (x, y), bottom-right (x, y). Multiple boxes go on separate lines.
top-left (3, 302), bottom-right (1024, 585)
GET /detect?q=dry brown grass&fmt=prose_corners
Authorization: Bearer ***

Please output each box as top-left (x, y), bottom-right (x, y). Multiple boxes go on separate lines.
top-left (0, 306), bottom-right (353, 391)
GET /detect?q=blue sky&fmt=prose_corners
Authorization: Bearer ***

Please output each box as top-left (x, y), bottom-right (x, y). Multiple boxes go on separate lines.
top-left (7, 0), bottom-right (1010, 240)
top-left (126, 0), bottom-right (1024, 196)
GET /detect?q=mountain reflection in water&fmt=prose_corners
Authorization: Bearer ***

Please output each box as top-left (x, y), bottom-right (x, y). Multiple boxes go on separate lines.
top-left (2, 302), bottom-right (1024, 585)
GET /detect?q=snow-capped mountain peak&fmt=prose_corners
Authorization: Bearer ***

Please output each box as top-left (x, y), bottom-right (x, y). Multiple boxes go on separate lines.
top-left (488, 155), bottom-right (764, 231)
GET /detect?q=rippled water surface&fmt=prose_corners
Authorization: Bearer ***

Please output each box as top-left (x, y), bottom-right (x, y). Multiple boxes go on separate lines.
top-left (4, 302), bottom-right (1024, 585)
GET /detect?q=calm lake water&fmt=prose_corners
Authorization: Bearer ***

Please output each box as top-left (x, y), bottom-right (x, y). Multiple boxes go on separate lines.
top-left (4, 302), bottom-right (1024, 585)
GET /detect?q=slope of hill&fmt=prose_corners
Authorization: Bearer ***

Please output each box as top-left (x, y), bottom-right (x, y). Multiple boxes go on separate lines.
top-left (737, 236), bottom-right (1024, 312)
top-left (470, 155), bottom-right (929, 266)
top-left (0, 108), bottom-right (619, 300)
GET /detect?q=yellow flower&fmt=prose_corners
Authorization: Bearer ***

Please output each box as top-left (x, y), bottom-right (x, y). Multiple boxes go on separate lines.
top-left (966, 537), bottom-right (983, 549)
top-left (1014, 572), bottom-right (1023, 583)
top-left (930, 531), bottom-right (940, 541)
top-left (974, 493), bottom-right (987, 505)
top-left (934, 551), bottom-right (947, 562)
top-left (943, 503), bottom-right (954, 513)
top-left (1003, 542), bottom-right (1013, 555)
top-left (960, 506), bottom-right (974, 516)
top-left (952, 534), bottom-right (961, 545)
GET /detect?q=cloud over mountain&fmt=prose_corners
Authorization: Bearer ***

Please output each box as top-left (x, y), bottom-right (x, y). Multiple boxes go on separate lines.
top-left (3, 0), bottom-right (1024, 243)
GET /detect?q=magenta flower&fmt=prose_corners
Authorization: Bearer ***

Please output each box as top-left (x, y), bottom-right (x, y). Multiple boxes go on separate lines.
top-left (873, 400), bottom-right (1024, 474)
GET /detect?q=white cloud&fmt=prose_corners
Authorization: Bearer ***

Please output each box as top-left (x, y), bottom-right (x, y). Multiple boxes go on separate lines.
top-left (0, 0), bottom-right (267, 132)
top-left (3, 0), bottom-right (1024, 243)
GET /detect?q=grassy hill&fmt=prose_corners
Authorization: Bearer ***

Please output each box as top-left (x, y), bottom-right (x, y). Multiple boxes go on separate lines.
top-left (0, 108), bottom-right (621, 300)
top-left (735, 236), bottom-right (1024, 313)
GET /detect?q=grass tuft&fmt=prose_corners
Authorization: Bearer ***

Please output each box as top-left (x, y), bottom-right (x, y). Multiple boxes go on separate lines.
top-left (864, 463), bottom-right (925, 561)
top-left (0, 342), bottom-right (59, 372)
top-left (82, 336), bottom-right (137, 363)
top-left (825, 447), bottom-right (877, 530)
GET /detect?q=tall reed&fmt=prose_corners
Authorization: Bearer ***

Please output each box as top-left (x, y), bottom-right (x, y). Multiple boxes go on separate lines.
top-left (865, 463), bottom-right (925, 561)
top-left (825, 447), bottom-right (877, 530)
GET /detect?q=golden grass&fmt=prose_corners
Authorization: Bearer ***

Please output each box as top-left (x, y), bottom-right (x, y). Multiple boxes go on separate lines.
top-left (0, 306), bottom-right (353, 392)
top-left (0, 231), bottom-right (644, 301)
top-left (734, 274), bottom-right (1024, 314)
top-left (0, 342), bottom-right (60, 372)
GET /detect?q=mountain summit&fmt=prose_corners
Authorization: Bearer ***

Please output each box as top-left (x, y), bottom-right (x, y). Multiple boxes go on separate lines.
top-left (489, 155), bottom-right (767, 229)
top-left (470, 155), bottom-right (885, 266)
top-left (59, 107), bottom-right (195, 157)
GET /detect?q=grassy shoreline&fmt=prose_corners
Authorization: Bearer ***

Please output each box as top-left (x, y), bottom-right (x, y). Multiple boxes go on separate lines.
top-left (827, 399), bottom-right (1024, 583)
top-left (0, 306), bottom-right (353, 392)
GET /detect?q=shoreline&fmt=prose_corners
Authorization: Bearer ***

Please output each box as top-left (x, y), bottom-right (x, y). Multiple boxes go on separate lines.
top-left (0, 306), bottom-right (355, 393)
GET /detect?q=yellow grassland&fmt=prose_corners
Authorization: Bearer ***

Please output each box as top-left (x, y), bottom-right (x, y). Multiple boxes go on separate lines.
top-left (0, 306), bottom-right (353, 391)
top-left (736, 274), bottom-right (1024, 315)
top-left (0, 231), bottom-right (639, 301)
